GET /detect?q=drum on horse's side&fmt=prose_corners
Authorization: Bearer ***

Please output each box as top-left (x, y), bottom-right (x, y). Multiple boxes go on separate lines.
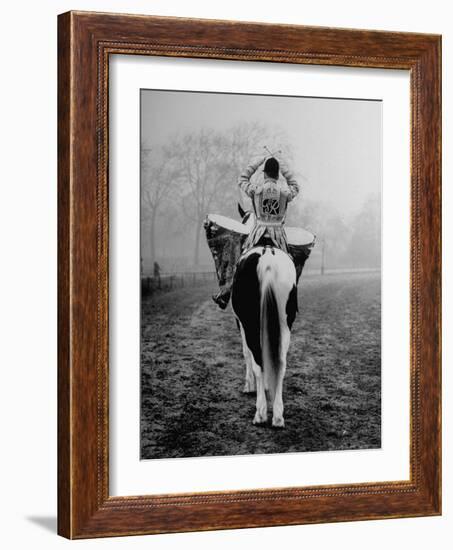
top-left (205, 214), bottom-right (316, 286)
top-left (285, 226), bottom-right (316, 282)
top-left (204, 214), bottom-right (247, 287)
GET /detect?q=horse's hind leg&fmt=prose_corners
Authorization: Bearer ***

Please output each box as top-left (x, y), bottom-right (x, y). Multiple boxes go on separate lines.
top-left (252, 362), bottom-right (267, 425)
top-left (272, 368), bottom-right (286, 428)
top-left (244, 353), bottom-right (256, 394)
top-left (272, 328), bottom-right (290, 428)
top-left (240, 325), bottom-right (256, 393)
top-left (238, 322), bottom-right (265, 423)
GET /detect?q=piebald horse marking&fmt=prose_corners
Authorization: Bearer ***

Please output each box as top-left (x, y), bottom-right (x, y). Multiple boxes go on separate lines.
top-left (232, 245), bottom-right (297, 428)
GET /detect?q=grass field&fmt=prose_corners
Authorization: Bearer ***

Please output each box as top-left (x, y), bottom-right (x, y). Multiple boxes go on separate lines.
top-left (140, 271), bottom-right (381, 459)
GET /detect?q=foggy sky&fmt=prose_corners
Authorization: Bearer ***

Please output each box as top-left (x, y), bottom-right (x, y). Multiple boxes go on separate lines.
top-left (141, 89), bottom-right (382, 217)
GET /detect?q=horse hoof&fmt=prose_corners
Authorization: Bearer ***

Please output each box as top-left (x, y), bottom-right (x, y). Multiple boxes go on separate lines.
top-left (243, 381), bottom-right (256, 393)
top-left (253, 412), bottom-right (267, 425)
top-left (272, 417), bottom-right (285, 428)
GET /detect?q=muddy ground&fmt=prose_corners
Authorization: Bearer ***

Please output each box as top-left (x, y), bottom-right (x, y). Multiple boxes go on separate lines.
top-left (140, 271), bottom-right (381, 459)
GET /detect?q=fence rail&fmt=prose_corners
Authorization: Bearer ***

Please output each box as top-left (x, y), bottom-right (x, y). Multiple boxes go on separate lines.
top-left (141, 271), bottom-right (217, 295)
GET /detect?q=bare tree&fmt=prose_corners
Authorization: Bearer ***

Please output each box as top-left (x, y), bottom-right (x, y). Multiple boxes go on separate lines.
top-left (167, 129), bottom-right (234, 265)
top-left (343, 194), bottom-right (381, 268)
top-left (141, 145), bottom-right (177, 266)
top-left (288, 198), bottom-right (351, 270)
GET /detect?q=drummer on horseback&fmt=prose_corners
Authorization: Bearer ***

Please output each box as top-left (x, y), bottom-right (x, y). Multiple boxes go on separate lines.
top-left (240, 152), bottom-right (299, 253)
top-left (212, 150), bottom-right (299, 309)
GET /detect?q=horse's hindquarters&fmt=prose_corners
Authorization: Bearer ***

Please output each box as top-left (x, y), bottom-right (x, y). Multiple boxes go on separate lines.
top-left (232, 248), bottom-right (297, 427)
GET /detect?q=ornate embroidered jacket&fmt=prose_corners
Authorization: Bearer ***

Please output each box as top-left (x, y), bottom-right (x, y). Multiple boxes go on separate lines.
top-left (238, 158), bottom-right (299, 252)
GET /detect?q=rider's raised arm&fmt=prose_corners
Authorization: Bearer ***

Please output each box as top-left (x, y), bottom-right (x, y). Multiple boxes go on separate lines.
top-left (238, 157), bottom-right (266, 197)
top-left (280, 162), bottom-right (299, 202)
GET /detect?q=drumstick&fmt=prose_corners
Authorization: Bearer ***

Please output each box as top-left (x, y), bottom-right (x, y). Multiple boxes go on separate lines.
top-left (263, 146), bottom-right (282, 157)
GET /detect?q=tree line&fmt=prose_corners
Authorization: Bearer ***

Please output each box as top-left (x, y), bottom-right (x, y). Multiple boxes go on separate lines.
top-left (141, 122), bottom-right (380, 273)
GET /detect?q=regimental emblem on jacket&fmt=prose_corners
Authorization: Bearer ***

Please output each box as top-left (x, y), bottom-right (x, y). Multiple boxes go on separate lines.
top-left (256, 182), bottom-right (288, 223)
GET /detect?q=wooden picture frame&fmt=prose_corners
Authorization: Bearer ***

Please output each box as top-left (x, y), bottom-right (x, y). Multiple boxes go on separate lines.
top-left (58, 10), bottom-right (441, 539)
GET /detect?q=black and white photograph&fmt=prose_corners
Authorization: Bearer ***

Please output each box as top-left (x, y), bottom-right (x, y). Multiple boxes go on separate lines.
top-left (140, 89), bottom-right (382, 460)
top-left (1, 0), bottom-right (447, 545)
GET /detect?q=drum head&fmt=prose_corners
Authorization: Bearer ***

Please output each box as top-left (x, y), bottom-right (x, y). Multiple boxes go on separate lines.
top-left (207, 214), bottom-right (250, 235)
top-left (285, 226), bottom-right (315, 246)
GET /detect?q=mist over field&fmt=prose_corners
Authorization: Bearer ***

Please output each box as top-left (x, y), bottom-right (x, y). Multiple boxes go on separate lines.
top-left (140, 89), bottom-right (382, 275)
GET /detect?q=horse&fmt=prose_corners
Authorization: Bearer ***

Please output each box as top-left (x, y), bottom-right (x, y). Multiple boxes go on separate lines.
top-left (232, 204), bottom-right (298, 428)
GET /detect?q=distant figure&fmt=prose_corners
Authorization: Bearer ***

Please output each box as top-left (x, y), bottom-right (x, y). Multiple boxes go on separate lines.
top-left (153, 261), bottom-right (161, 288)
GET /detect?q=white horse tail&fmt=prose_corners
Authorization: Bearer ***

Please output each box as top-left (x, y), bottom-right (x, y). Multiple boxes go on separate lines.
top-left (259, 259), bottom-right (282, 402)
